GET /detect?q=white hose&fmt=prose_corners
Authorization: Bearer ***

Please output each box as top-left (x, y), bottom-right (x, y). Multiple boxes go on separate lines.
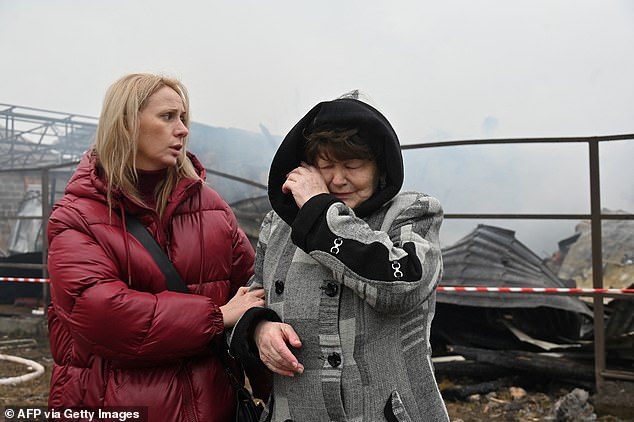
top-left (0, 353), bottom-right (45, 385)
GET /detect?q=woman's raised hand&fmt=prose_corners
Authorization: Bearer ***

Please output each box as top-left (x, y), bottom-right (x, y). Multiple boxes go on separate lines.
top-left (282, 162), bottom-right (328, 208)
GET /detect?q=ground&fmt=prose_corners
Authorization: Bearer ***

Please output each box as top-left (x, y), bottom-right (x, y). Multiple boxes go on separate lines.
top-left (1, 334), bottom-right (633, 421)
top-left (440, 377), bottom-right (634, 421)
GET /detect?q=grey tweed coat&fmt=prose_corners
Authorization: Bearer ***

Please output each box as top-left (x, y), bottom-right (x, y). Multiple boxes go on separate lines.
top-left (230, 98), bottom-right (449, 422)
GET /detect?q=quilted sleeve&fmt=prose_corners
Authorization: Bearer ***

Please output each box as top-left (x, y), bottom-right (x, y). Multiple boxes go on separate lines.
top-left (290, 192), bottom-right (443, 315)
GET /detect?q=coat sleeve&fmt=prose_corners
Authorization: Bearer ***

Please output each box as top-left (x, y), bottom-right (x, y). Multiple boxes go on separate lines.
top-left (290, 192), bottom-right (444, 316)
top-left (47, 207), bottom-right (226, 365)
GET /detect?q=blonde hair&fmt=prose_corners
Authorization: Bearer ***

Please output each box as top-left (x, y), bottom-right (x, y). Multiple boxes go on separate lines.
top-left (93, 73), bottom-right (199, 217)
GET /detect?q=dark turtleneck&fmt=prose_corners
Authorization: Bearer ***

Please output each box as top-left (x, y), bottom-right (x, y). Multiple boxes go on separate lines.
top-left (136, 168), bottom-right (168, 210)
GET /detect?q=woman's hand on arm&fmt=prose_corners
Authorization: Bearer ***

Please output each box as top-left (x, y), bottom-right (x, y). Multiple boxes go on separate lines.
top-left (254, 321), bottom-right (304, 377)
top-left (220, 287), bottom-right (265, 327)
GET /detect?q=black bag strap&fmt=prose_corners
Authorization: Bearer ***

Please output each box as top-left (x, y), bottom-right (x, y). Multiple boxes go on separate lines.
top-left (120, 212), bottom-right (190, 294)
top-left (120, 211), bottom-right (263, 419)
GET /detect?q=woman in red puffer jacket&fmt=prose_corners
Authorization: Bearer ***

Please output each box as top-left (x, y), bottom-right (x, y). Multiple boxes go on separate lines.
top-left (47, 73), bottom-right (264, 422)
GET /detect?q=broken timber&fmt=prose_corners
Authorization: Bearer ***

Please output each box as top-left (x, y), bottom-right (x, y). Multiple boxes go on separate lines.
top-left (448, 345), bottom-right (595, 382)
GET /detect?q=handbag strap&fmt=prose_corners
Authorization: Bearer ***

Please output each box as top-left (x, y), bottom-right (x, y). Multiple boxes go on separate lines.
top-left (218, 348), bottom-right (246, 390)
top-left (119, 212), bottom-right (190, 294)
top-left (120, 211), bottom-right (249, 392)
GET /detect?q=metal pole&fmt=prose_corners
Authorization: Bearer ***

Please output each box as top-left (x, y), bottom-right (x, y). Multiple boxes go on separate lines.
top-left (588, 140), bottom-right (605, 391)
top-left (41, 168), bottom-right (50, 311)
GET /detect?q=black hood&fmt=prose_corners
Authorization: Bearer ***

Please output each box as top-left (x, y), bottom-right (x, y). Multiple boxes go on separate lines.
top-left (268, 98), bottom-right (404, 226)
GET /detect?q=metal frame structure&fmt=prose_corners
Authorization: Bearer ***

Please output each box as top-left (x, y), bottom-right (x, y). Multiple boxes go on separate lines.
top-left (0, 103), bottom-right (97, 169)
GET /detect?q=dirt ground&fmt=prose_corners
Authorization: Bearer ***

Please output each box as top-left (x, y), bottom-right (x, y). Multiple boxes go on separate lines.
top-left (439, 376), bottom-right (634, 422)
top-left (1, 334), bottom-right (633, 422)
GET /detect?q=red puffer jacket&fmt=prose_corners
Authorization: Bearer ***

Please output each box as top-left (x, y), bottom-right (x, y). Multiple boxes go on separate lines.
top-left (47, 151), bottom-right (255, 422)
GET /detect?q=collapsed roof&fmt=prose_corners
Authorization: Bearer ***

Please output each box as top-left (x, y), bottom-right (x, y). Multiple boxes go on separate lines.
top-left (439, 224), bottom-right (592, 316)
top-left (433, 224), bottom-right (593, 352)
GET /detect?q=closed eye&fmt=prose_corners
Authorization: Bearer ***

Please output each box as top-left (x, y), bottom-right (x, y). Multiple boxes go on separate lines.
top-left (345, 160), bottom-right (365, 169)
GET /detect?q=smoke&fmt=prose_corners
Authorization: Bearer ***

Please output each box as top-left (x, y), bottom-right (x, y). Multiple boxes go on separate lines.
top-left (402, 139), bottom-right (634, 256)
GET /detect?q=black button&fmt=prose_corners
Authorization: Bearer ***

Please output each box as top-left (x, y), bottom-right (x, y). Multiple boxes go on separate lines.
top-left (275, 280), bottom-right (284, 295)
top-left (327, 352), bottom-right (341, 368)
top-left (324, 282), bottom-right (339, 297)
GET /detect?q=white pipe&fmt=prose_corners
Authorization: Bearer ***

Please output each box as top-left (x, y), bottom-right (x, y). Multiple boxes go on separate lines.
top-left (0, 353), bottom-right (45, 385)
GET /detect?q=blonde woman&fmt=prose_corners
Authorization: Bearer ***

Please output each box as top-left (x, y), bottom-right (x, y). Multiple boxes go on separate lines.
top-left (47, 73), bottom-right (264, 422)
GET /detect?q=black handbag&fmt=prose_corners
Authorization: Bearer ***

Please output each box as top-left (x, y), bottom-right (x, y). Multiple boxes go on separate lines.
top-left (122, 213), bottom-right (263, 422)
top-left (218, 352), bottom-right (265, 422)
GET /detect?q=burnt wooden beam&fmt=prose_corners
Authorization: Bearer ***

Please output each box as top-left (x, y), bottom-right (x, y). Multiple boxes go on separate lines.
top-left (448, 345), bottom-right (595, 382)
top-left (441, 376), bottom-right (522, 401)
top-left (434, 360), bottom-right (508, 380)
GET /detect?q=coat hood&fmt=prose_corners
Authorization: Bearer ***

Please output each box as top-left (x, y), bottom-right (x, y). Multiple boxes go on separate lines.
top-left (268, 98), bottom-right (404, 225)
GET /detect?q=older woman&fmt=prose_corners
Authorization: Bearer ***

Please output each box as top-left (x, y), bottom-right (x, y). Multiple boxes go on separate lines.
top-left (231, 96), bottom-right (449, 421)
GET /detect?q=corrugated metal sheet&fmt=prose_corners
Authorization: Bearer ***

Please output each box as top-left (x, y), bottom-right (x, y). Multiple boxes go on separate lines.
top-left (439, 224), bottom-right (592, 317)
top-left (432, 225), bottom-right (593, 351)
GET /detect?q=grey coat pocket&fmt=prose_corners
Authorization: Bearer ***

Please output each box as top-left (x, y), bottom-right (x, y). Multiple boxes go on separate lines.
top-left (383, 390), bottom-right (413, 422)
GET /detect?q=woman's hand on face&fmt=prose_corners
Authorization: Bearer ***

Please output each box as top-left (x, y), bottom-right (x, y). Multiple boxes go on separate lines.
top-left (220, 286), bottom-right (265, 328)
top-left (254, 321), bottom-right (304, 377)
top-left (282, 162), bottom-right (328, 208)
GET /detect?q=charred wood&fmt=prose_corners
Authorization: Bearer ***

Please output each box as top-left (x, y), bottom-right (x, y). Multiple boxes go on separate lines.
top-left (448, 345), bottom-right (595, 382)
top-left (434, 359), bottom-right (508, 380)
top-left (441, 376), bottom-right (522, 401)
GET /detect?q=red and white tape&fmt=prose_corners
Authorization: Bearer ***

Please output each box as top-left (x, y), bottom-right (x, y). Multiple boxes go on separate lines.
top-left (0, 277), bottom-right (48, 283)
top-left (1, 277), bottom-right (633, 295)
top-left (437, 286), bottom-right (634, 295)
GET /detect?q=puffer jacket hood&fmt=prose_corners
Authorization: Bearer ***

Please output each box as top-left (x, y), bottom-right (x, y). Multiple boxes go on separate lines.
top-left (268, 98), bottom-right (404, 225)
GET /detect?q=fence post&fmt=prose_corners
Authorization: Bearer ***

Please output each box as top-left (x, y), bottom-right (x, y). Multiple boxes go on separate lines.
top-left (41, 168), bottom-right (50, 310)
top-left (588, 139), bottom-right (605, 391)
